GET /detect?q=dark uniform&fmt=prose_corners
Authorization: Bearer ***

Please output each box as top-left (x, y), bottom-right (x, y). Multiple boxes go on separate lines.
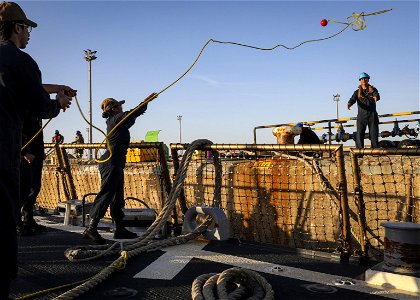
top-left (297, 127), bottom-right (322, 157)
top-left (89, 104), bottom-right (148, 226)
top-left (297, 127), bottom-right (321, 145)
top-left (0, 39), bottom-right (61, 297)
top-left (348, 85), bottom-right (380, 148)
top-left (52, 132), bottom-right (64, 144)
top-left (73, 132), bottom-right (84, 158)
top-left (19, 116), bottom-right (45, 233)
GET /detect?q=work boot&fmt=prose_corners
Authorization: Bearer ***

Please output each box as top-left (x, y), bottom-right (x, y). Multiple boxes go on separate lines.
top-left (31, 223), bottom-right (48, 232)
top-left (25, 220), bottom-right (47, 233)
top-left (113, 226), bottom-right (138, 240)
top-left (16, 224), bottom-right (35, 236)
top-left (83, 220), bottom-right (106, 244)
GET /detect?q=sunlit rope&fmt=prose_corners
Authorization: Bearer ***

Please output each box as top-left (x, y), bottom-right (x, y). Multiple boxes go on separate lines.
top-left (112, 250), bottom-right (127, 270)
top-left (21, 9), bottom-right (392, 162)
top-left (51, 139), bottom-right (215, 300)
top-left (328, 9), bottom-right (392, 31)
top-left (92, 8), bottom-right (392, 163)
top-left (191, 267), bottom-right (275, 300)
top-left (14, 277), bottom-right (91, 300)
top-left (71, 94), bottom-right (111, 162)
top-left (21, 119), bottom-right (52, 152)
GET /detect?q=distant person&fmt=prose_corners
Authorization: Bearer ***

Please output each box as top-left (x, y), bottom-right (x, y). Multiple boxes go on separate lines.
top-left (296, 123), bottom-right (322, 157)
top-left (0, 2), bottom-right (72, 298)
top-left (72, 130), bottom-right (84, 158)
top-left (52, 129), bottom-right (64, 144)
top-left (347, 72), bottom-right (380, 149)
top-left (18, 84), bottom-right (76, 236)
top-left (83, 95), bottom-right (155, 244)
top-left (296, 123), bottom-right (322, 144)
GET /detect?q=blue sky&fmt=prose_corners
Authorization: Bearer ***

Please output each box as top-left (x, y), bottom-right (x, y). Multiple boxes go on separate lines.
top-left (20, 1), bottom-right (419, 146)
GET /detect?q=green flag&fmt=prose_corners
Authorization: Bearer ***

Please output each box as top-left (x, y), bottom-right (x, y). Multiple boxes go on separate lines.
top-left (145, 130), bottom-right (161, 142)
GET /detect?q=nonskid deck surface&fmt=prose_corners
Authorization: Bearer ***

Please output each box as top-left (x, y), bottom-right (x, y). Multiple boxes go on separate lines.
top-left (10, 215), bottom-right (418, 300)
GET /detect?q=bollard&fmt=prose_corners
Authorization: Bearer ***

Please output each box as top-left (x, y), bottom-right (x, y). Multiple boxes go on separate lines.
top-left (380, 222), bottom-right (420, 275)
top-left (182, 206), bottom-right (230, 240)
top-left (63, 201), bottom-right (72, 225)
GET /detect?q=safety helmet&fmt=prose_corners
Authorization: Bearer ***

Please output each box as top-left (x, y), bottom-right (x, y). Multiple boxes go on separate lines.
top-left (100, 98), bottom-right (125, 112)
top-left (55, 130), bottom-right (59, 134)
top-left (359, 72), bottom-right (370, 80)
top-left (295, 123), bottom-right (303, 128)
top-left (76, 130), bottom-right (81, 134)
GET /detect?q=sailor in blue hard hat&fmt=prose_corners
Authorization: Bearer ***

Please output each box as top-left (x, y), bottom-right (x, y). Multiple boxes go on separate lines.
top-left (359, 72), bottom-right (370, 80)
top-left (73, 130), bottom-right (84, 158)
top-left (52, 130), bottom-right (64, 144)
top-left (347, 72), bottom-right (380, 149)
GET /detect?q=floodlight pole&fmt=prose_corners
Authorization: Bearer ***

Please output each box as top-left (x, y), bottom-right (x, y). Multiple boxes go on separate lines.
top-left (333, 94), bottom-right (340, 120)
top-left (84, 49), bottom-right (97, 160)
top-left (177, 115), bottom-right (182, 144)
top-left (177, 115), bottom-right (182, 155)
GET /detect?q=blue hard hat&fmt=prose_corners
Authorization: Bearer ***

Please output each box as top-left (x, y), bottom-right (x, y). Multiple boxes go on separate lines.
top-left (55, 130), bottom-right (59, 134)
top-left (76, 130), bottom-right (81, 134)
top-left (359, 72), bottom-right (370, 80)
top-left (295, 123), bottom-right (303, 128)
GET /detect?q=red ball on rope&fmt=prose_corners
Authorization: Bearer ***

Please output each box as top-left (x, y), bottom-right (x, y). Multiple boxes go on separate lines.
top-left (320, 19), bottom-right (328, 27)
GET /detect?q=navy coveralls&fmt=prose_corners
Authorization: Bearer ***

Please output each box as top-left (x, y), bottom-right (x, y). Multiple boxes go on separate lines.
top-left (0, 40), bottom-right (61, 297)
top-left (89, 104), bottom-right (147, 224)
top-left (20, 116), bottom-right (44, 226)
top-left (348, 86), bottom-right (380, 149)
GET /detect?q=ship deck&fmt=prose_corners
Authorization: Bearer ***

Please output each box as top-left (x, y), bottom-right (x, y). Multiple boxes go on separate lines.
top-left (10, 214), bottom-right (419, 300)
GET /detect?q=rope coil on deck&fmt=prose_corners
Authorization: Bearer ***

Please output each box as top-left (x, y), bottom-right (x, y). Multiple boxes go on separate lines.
top-left (55, 139), bottom-right (216, 299)
top-left (191, 267), bottom-right (275, 300)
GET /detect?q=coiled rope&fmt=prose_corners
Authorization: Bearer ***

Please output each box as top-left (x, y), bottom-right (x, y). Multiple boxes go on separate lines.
top-left (328, 9), bottom-right (392, 31)
top-left (50, 139), bottom-right (216, 299)
top-left (191, 267), bottom-right (275, 300)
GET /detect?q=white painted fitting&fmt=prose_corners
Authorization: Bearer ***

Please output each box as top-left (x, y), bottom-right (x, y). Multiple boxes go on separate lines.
top-left (380, 221), bottom-right (420, 275)
top-left (182, 206), bottom-right (230, 240)
top-left (63, 201), bottom-right (72, 225)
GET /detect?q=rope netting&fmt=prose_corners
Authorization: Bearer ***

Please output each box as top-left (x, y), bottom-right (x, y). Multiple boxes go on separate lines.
top-left (348, 149), bottom-right (420, 258)
top-left (22, 141), bottom-right (419, 299)
top-left (38, 143), bottom-right (167, 219)
top-left (36, 143), bottom-right (419, 260)
top-left (178, 150), bottom-right (344, 253)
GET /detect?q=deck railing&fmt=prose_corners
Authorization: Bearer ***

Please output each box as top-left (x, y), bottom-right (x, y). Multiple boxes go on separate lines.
top-left (36, 142), bottom-right (419, 261)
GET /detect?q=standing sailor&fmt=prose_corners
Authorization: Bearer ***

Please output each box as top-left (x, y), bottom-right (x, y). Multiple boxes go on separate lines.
top-left (347, 72), bottom-right (381, 149)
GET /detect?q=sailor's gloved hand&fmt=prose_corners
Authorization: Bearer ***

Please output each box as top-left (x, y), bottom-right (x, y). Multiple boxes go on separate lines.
top-left (56, 90), bottom-right (72, 112)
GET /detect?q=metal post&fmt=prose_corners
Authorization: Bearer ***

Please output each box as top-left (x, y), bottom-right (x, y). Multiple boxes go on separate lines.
top-left (177, 115), bottom-right (182, 143)
top-left (335, 145), bottom-right (352, 261)
top-left (84, 49), bottom-right (97, 160)
top-left (350, 149), bottom-right (368, 258)
top-left (86, 128), bottom-right (89, 144)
